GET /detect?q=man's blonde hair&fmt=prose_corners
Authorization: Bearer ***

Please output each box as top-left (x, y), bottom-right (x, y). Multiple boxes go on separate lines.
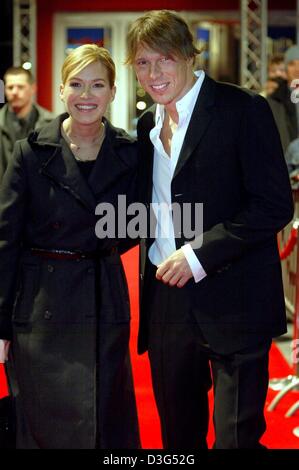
top-left (125, 10), bottom-right (201, 65)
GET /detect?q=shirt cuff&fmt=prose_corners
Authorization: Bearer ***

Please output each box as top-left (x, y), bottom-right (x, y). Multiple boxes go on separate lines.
top-left (181, 243), bottom-right (207, 283)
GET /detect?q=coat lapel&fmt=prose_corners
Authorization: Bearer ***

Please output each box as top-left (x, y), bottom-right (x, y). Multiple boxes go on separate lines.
top-left (138, 109), bottom-right (155, 205)
top-left (34, 116), bottom-right (137, 212)
top-left (43, 138), bottom-right (97, 212)
top-left (173, 74), bottom-right (216, 179)
top-left (30, 114), bottom-right (96, 213)
top-left (88, 125), bottom-right (135, 197)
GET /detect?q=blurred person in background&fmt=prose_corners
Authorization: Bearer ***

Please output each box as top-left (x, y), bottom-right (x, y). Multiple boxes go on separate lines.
top-left (0, 67), bottom-right (53, 181)
top-left (260, 53), bottom-right (287, 97)
top-left (268, 45), bottom-right (299, 156)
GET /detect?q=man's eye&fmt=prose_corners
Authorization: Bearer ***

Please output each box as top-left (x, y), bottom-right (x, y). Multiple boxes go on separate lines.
top-left (160, 57), bottom-right (170, 63)
top-left (94, 83), bottom-right (104, 88)
top-left (136, 60), bottom-right (147, 67)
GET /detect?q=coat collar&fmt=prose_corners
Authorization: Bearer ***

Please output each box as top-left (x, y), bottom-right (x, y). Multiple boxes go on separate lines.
top-left (0, 103), bottom-right (53, 136)
top-left (142, 74), bottom-right (216, 183)
top-left (28, 113), bottom-right (136, 213)
top-left (173, 74), bottom-right (216, 178)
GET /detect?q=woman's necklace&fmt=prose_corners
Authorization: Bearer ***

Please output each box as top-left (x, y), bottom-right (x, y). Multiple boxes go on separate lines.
top-left (61, 122), bottom-right (105, 162)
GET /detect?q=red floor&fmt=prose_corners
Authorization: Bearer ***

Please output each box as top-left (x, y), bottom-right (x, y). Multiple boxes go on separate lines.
top-left (1, 246), bottom-right (298, 448)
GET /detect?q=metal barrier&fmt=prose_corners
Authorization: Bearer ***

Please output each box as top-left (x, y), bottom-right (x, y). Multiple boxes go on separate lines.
top-left (268, 190), bottom-right (299, 438)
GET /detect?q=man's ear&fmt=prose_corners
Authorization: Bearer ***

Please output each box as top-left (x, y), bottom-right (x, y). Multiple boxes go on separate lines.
top-left (31, 83), bottom-right (37, 96)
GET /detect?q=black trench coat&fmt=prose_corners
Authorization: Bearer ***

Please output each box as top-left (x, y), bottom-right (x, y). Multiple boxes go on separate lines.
top-left (0, 114), bottom-right (140, 449)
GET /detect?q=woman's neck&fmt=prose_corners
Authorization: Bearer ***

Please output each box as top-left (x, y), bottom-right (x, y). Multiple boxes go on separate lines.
top-left (62, 117), bottom-right (104, 144)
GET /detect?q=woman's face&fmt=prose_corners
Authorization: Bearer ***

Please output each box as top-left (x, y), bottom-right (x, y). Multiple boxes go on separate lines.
top-left (60, 61), bottom-right (116, 125)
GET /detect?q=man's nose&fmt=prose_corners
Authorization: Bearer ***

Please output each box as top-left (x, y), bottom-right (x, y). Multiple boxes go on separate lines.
top-left (149, 62), bottom-right (162, 79)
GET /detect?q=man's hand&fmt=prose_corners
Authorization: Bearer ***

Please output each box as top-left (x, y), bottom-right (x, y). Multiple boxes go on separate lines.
top-left (0, 339), bottom-right (10, 363)
top-left (156, 248), bottom-right (193, 288)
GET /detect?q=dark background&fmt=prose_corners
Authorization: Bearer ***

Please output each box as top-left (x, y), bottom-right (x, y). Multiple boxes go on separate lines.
top-left (0, 0), bottom-right (13, 81)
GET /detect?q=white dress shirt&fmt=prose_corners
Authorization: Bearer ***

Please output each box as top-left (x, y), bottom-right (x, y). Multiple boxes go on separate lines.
top-left (148, 70), bottom-right (207, 283)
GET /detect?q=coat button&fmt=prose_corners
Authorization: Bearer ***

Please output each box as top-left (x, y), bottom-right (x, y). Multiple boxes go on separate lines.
top-left (44, 310), bottom-right (52, 320)
top-left (87, 267), bottom-right (94, 274)
top-left (47, 265), bottom-right (54, 272)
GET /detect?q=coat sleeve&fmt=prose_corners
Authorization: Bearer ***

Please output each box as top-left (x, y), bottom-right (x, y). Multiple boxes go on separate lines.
top-left (117, 142), bottom-right (140, 254)
top-left (191, 94), bottom-right (294, 274)
top-left (0, 140), bottom-right (28, 339)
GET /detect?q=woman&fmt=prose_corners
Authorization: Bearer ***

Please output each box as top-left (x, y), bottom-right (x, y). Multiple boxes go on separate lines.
top-left (0, 44), bottom-right (140, 449)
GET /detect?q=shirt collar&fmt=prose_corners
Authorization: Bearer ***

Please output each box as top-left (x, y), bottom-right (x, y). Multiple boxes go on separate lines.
top-left (154, 70), bottom-right (205, 127)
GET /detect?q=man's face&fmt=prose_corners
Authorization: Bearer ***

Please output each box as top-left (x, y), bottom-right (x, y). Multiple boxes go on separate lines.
top-left (4, 73), bottom-right (36, 113)
top-left (268, 62), bottom-right (286, 80)
top-left (287, 59), bottom-right (299, 84)
top-left (133, 45), bottom-right (195, 111)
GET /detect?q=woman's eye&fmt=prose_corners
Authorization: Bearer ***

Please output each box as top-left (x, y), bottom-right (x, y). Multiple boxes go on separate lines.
top-left (69, 82), bottom-right (81, 88)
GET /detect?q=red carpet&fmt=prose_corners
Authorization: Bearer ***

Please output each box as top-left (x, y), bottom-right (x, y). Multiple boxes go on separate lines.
top-left (1, 245), bottom-right (298, 448)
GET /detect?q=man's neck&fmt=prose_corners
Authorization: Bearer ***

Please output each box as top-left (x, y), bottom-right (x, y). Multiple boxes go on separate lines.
top-left (164, 73), bottom-right (198, 125)
top-left (164, 105), bottom-right (179, 125)
top-left (9, 102), bottom-right (33, 119)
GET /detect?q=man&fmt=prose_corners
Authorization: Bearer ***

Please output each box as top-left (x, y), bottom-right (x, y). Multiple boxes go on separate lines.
top-left (126, 10), bottom-right (293, 449)
top-left (260, 53), bottom-right (287, 97)
top-left (268, 45), bottom-right (299, 156)
top-left (0, 66), bottom-right (53, 180)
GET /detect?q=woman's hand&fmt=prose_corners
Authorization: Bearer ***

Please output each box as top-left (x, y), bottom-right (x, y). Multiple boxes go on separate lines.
top-left (0, 339), bottom-right (10, 363)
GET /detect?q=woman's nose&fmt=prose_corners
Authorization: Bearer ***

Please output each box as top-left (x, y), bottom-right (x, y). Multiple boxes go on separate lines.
top-left (80, 84), bottom-right (91, 97)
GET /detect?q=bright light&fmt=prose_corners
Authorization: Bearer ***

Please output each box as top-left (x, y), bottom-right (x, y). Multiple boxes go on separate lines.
top-left (136, 100), bottom-right (147, 111)
top-left (22, 62), bottom-right (32, 70)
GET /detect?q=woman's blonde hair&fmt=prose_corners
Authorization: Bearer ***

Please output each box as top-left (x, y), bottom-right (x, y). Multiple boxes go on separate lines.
top-left (61, 44), bottom-right (115, 87)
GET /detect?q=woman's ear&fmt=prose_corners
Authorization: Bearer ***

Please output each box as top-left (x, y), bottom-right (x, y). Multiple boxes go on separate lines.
top-left (111, 85), bottom-right (116, 102)
top-left (59, 84), bottom-right (64, 101)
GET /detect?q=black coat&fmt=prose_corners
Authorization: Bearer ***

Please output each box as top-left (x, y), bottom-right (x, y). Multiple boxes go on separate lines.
top-left (138, 75), bottom-right (294, 355)
top-left (0, 114), bottom-right (140, 448)
top-left (268, 79), bottom-right (298, 153)
top-left (0, 103), bottom-right (54, 181)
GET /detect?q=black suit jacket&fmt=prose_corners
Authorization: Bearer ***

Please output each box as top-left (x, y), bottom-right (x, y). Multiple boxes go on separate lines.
top-left (137, 74), bottom-right (294, 355)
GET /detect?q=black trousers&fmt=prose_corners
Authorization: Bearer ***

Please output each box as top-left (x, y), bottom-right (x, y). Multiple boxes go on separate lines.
top-left (145, 262), bottom-right (271, 449)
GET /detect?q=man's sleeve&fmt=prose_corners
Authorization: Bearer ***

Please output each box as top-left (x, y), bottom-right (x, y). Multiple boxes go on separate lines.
top-left (191, 94), bottom-right (294, 275)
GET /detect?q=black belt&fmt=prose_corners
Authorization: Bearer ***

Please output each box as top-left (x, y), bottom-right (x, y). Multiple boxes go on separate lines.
top-left (29, 247), bottom-right (117, 260)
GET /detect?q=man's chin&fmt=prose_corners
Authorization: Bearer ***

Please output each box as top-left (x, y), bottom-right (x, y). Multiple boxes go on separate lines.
top-left (10, 103), bottom-right (23, 111)
top-left (149, 94), bottom-right (172, 105)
